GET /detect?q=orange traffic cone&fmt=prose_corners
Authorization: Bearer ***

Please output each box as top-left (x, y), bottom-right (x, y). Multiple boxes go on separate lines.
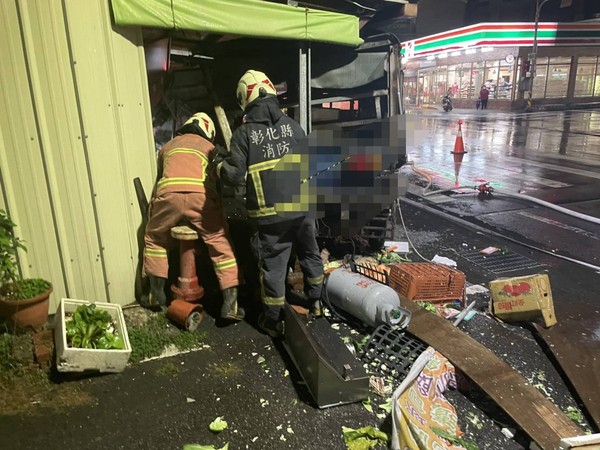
top-left (450, 119), bottom-right (467, 184)
top-left (451, 119), bottom-right (467, 160)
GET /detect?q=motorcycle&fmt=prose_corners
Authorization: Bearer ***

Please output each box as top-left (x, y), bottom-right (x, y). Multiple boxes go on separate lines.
top-left (442, 94), bottom-right (453, 112)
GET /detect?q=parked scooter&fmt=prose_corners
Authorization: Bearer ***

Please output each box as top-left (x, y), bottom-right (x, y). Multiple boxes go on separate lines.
top-left (442, 92), bottom-right (453, 112)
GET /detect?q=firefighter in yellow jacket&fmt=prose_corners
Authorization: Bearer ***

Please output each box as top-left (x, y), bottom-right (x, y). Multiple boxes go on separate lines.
top-left (143, 112), bottom-right (243, 321)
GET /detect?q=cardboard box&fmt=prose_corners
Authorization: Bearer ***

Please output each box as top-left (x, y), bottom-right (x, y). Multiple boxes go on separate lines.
top-left (489, 274), bottom-right (557, 328)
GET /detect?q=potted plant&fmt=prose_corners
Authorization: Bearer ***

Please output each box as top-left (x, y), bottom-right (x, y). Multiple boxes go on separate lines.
top-left (0, 209), bottom-right (52, 331)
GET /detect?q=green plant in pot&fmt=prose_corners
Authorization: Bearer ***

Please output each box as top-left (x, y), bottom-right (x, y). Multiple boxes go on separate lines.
top-left (0, 209), bottom-right (52, 331)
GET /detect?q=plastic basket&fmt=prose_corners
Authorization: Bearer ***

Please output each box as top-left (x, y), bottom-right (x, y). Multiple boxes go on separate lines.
top-left (361, 324), bottom-right (428, 382)
top-left (389, 263), bottom-right (466, 304)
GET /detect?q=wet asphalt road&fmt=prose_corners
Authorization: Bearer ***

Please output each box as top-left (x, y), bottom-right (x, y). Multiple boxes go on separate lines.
top-left (403, 108), bottom-right (600, 430)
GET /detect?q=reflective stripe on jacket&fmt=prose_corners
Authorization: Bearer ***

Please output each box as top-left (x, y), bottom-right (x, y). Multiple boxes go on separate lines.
top-left (156, 134), bottom-right (214, 195)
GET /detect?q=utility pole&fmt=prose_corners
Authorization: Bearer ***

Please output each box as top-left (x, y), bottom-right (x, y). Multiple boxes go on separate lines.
top-left (526, 0), bottom-right (550, 111)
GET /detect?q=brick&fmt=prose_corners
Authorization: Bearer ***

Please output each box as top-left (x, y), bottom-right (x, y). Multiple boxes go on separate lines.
top-left (33, 329), bottom-right (54, 370)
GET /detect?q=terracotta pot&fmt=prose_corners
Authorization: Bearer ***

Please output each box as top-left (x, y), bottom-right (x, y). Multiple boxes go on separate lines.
top-left (0, 286), bottom-right (52, 331)
top-left (167, 299), bottom-right (203, 331)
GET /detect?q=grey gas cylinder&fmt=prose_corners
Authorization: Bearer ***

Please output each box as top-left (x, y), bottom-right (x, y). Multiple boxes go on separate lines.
top-left (325, 268), bottom-right (411, 328)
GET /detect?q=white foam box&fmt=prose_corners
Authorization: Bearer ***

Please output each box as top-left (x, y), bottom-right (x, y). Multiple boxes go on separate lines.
top-left (54, 298), bottom-right (132, 373)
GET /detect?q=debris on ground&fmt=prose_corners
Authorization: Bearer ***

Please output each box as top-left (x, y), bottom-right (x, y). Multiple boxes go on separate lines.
top-left (183, 443), bottom-right (228, 450)
top-left (208, 416), bottom-right (228, 433)
top-left (342, 425), bottom-right (388, 450)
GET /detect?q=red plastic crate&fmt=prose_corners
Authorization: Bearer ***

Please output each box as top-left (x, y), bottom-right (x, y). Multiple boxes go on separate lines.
top-left (389, 263), bottom-right (466, 305)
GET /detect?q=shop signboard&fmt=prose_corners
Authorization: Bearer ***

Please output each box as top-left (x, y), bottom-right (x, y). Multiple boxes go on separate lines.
top-left (400, 22), bottom-right (600, 59)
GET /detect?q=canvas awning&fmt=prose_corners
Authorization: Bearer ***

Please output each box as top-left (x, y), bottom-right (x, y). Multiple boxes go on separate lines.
top-left (110, 0), bottom-right (363, 46)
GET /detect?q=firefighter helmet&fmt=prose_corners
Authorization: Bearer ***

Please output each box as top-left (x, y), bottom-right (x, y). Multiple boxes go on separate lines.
top-left (236, 70), bottom-right (277, 111)
top-left (183, 112), bottom-right (216, 142)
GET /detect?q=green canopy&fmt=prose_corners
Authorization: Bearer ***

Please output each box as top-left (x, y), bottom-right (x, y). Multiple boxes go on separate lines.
top-left (111, 0), bottom-right (363, 46)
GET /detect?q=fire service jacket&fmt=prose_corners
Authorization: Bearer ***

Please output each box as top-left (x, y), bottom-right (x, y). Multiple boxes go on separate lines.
top-left (218, 96), bottom-right (306, 225)
top-left (155, 133), bottom-right (214, 196)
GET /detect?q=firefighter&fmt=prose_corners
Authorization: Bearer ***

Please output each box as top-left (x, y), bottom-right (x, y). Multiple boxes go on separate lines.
top-left (214, 70), bottom-right (324, 337)
top-left (143, 112), bottom-right (243, 321)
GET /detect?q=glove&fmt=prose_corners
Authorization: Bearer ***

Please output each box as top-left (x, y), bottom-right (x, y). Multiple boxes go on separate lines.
top-left (212, 145), bottom-right (229, 166)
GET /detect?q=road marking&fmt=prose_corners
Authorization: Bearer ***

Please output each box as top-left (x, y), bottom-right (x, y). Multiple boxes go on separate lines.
top-left (518, 210), bottom-right (600, 240)
top-left (502, 156), bottom-right (600, 180)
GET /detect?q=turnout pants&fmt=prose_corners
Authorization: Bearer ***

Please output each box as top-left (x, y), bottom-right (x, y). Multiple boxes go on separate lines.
top-left (253, 216), bottom-right (324, 321)
top-left (144, 191), bottom-right (239, 290)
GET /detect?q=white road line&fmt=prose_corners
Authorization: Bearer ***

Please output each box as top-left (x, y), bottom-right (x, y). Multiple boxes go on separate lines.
top-left (502, 155), bottom-right (600, 180)
top-left (518, 210), bottom-right (600, 240)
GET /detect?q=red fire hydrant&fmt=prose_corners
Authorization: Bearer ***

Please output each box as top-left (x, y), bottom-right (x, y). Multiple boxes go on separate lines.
top-left (169, 225), bottom-right (204, 303)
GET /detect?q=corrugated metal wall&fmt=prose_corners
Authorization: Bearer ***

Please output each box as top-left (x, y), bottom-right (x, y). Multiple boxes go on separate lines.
top-left (0, 0), bottom-right (156, 311)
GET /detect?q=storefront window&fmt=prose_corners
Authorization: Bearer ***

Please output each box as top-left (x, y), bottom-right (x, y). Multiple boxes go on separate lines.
top-left (484, 61), bottom-right (500, 99)
top-left (459, 63), bottom-right (472, 99)
top-left (434, 67), bottom-right (448, 103)
top-left (447, 65), bottom-right (462, 98)
top-left (497, 60), bottom-right (514, 100)
top-left (532, 62), bottom-right (547, 98)
top-left (574, 56), bottom-right (598, 97)
top-left (546, 57), bottom-right (571, 98)
top-left (403, 79), bottom-right (418, 105)
top-left (471, 61), bottom-right (485, 99)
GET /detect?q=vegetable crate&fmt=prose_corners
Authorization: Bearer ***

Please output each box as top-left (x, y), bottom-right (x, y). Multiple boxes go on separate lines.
top-left (389, 263), bottom-right (466, 305)
top-left (54, 298), bottom-right (132, 373)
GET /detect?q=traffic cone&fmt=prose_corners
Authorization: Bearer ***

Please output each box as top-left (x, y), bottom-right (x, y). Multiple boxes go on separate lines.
top-left (450, 119), bottom-right (467, 184)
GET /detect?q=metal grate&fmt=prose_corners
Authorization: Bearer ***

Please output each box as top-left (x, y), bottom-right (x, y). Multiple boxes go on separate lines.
top-left (459, 249), bottom-right (544, 274)
top-left (361, 324), bottom-right (428, 381)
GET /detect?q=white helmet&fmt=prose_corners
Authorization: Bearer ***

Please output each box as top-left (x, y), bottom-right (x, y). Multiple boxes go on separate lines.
top-left (236, 70), bottom-right (277, 111)
top-left (183, 112), bottom-right (216, 141)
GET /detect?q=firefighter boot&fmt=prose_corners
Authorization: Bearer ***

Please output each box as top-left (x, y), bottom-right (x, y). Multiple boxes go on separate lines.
top-left (148, 275), bottom-right (167, 310)
top-left (311, 299), bottom-right (323, 318)
top-left (220, 287), bottom-right (245, 321)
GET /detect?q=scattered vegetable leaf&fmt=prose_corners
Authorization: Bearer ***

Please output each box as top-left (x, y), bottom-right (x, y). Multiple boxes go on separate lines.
top-left (431, 426), bottom-right (479, 450)
top-left (378, 398), bottom-right (393, 414)
top-left (342, 426), bottom-right (388, 450)
top-left (416, 302), bottom-right (437, 313)
top-left (362, 398), bottom-right (373, 413)
top-left (565, 406), bottom-right (584, 423)
top-left (209, 417), bottom-right (228, 433)
top-left (183, 444), bottom-right (228, 450)
top-left (466, 412), bottom-right (484, 430)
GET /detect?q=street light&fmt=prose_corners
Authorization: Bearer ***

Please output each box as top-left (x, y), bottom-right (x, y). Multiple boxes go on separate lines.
top-left (527, 0), bottom-right (551, 111)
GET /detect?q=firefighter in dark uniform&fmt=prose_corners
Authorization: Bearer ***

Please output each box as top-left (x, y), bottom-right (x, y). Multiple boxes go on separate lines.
top-left (214, 70), bottom-right (323, 337)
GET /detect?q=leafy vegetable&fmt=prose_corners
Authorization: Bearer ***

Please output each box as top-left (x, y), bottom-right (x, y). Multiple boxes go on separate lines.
top-left (342, 426), bottom-right (388, 450)
top-left (209, 416), bottom-right (228, 433)
top-left (416, 302), bottom-right (437, 313)
top-left (378, 398), bottom-right (393, 414)
top-left (565, 406), bottom-right (584, 423)
top-left (66, 304), bottom-right (124, 350)
top-left (377, 251), bottom-right (408, 265)
top-left (362, 398), bottom-right (373, 413)
top-left (431, 426), bottom-right (479, 450)
top-left (183, 444), bottom-right (228, 450)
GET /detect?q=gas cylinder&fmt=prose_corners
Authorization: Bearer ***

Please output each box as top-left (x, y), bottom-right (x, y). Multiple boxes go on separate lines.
top-left (325, 268), bottom-right (410, 328)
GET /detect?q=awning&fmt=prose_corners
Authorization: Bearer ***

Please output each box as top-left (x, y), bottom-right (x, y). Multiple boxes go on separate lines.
top-left (110, 0), bottom-right (363, 46)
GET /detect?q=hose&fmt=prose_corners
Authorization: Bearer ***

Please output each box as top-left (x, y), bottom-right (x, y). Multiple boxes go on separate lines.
top-left (403, 160), bottom-right (478, 197)
top-left (401, 196), bottom-right (600, 273)
top-left (493, 189), bottom-right (600, 226)
top-left (403, 159), bottom-right (600, 225)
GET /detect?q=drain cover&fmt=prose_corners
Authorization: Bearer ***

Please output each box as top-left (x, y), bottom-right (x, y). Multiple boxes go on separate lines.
top-left (361, 325), bottom-right (428, 381)
top-left (459, 249), bottom-right (544, 274)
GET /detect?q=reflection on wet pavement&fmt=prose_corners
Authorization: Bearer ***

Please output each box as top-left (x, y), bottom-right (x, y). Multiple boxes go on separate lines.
top-left (406, 110), bottom-right (600, 194)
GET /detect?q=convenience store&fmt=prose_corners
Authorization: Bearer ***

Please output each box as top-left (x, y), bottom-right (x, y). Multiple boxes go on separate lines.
top-left (401, 22), bottom-right (600, 110)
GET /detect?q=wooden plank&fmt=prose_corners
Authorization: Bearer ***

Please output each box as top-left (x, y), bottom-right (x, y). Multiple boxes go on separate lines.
top-left (403, 301), bottom-right (582, 450)
top-left (534, 301), bottom-right (600, 430)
